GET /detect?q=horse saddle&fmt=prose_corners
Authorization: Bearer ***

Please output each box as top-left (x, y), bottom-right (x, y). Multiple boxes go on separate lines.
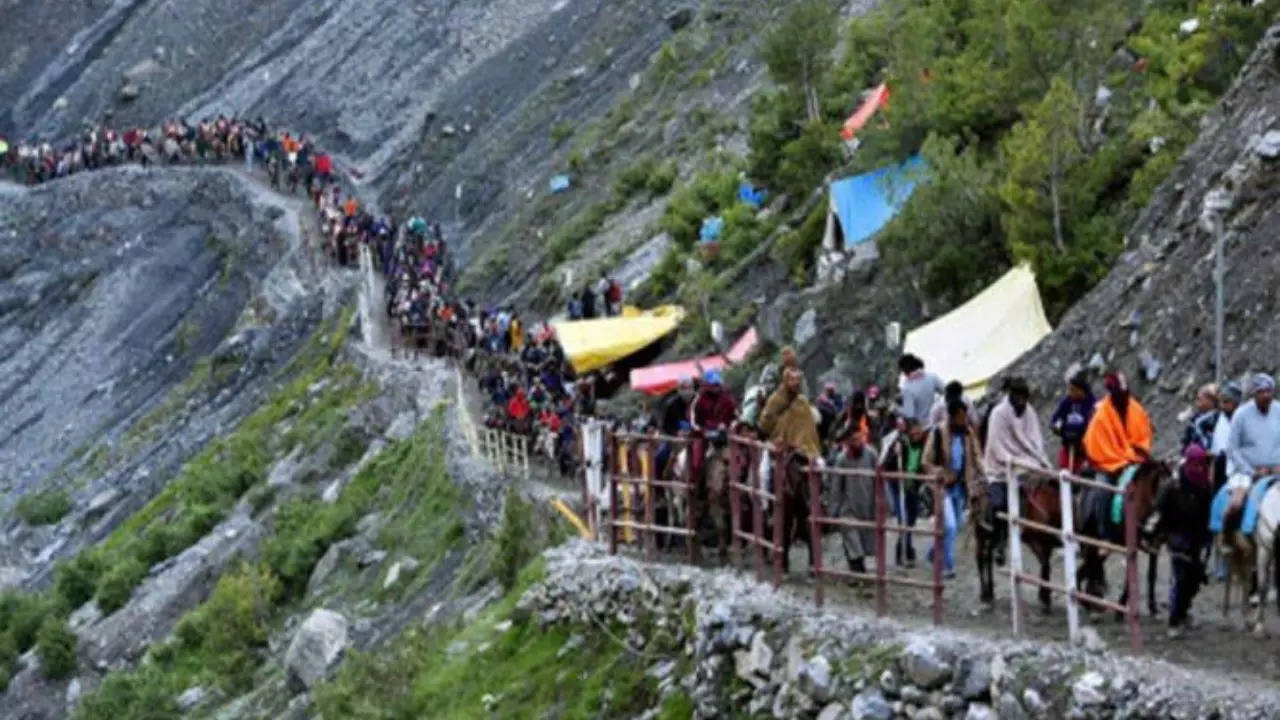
top-left (1209, 475), bottom-right (1277, 535)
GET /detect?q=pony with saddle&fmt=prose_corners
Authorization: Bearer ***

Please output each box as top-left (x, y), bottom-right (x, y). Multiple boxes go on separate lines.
top-left (974, 460), bottom-right (1170, 612)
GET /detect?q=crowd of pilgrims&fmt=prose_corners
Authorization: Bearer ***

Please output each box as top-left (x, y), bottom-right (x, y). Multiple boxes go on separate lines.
top-left (10, 117), bottom-right (1274, 636)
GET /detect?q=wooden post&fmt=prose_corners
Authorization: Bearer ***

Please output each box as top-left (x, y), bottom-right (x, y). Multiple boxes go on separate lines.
top-left (752, 447), bottom-right (766, 582)
top-left (729, 439), bottom-right (744, 570)
top-left (687, 436), bottom-right (700, 566)
top-left (644, 442), bottom-right (656, 561)
top-left (772, 451), bottom-right (787, 587)
top-left (1059, 471), bottom-right (1081, 645)
top-left (1124, 483), bottom-right (1143, 652)
top-left (931, 477), bottom-right (945, 625)
top-left (808, 463), bottom-right (825, 607)
top-left (1007, 462), bottom-right (1024, 637)
top-left (607, 433), bottom-right (618, 555)
top-left (874, 466), bottom-right (888, 617)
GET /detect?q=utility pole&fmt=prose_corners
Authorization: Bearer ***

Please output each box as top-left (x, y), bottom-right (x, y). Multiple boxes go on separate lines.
top-left (1203, 188), bottom-right (1233, 383)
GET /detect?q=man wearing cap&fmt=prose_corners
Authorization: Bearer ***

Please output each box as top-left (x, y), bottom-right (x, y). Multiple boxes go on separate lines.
top-left (692, 369), bottom-right (739, 558)
top-left (1222, 373), bottom-right (1280, 535)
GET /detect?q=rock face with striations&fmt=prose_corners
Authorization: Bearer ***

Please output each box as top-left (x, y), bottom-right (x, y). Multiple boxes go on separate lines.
top-left (1005, 24), bottom-right (1280, 452)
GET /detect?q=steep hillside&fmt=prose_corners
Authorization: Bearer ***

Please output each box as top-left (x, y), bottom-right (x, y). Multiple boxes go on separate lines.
top-left (0, 166), bottom-right (338, 590)
top-left (1008, 24), bottom-right (1280, 450)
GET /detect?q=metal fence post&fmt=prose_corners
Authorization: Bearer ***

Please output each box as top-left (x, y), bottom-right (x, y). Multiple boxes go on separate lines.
top-left (874, 466), bottom-right (888, 617)
top-left (753, 447), bottom-right (766, 582)
top-left (686, 437), bottom-right (700, 566)
top-left (808, 464), bottom-right (824, 607)
top-left (931, 477), bottom-right (945, 625)
top-left (1124, 483), bottom-right (1142, 652)
top-left (1007, 462), bottom-right (1024, 637)
top-left (1059, 471), bottom-right (1081, 645)
top-left (607, 433), bottom-right (618, 555)
top-left (729, 439), bottom-right (744, 570)
top-left (772, 451), bottom-right (787, 587)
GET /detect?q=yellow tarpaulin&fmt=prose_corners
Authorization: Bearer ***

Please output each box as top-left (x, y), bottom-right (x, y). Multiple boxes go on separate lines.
top-left (903, 265), bottom-right (1051, 397)
top-left (552, 305), bottom-right (685, 373)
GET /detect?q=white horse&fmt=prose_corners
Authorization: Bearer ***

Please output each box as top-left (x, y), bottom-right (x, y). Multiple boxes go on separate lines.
top-left (1224, 483), bottom-right (1280, 635)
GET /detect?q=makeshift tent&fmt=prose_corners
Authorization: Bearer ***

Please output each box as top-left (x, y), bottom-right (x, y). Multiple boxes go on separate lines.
top-left (700, 216), bottom-right (724, 244)
top-left (549, 174), bottom-right (571, 193)
top-left (902, 264), bottom-right (1052, 397)
top-left (841, 84), bottom-right (890, 142)
top-left (824, 155), bottom-right (924, 258)
top-left (553, 305), bottom-right (686, 373)
top-left (738, 182), bottom-right (768, 208)
top-left (629, 327), bottom-right (760, 396)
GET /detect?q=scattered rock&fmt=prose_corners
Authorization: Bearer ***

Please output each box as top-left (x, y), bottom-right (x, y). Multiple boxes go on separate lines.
top-left (733, 631), bottom-right (773, 687)
top-left (956, 656), bottom-right (990, 700)
top-left (850, 689), bottom-right (892, 720)
top-left (358, 549), bottom-right (388, 568)
top-left (797, 655), bottom-right (833, 703)
top-left (1079, 626), bottom-right (1107, 653)
top-left (816, 702), bottom-right (846, 720)
top-left (66, 678), bottom-right (82, 708)
top-left (307, 541), bottom-right (349, 594)
top-left (176, 686), bottom-right (208, 711)
top-left (85, 487), bottom-right (122, 518)
top-left (793, 308), bottom-right (818, 347)
top-left (878, 668), bottom-right (899, 697)
top-left (1139, 350), bottom-right (1163, 382)
top-left (383, 557), bottom-right (422, 589)
top-left (664, 6), bottom-right (695, 31)
top-left (913, 708), bottom-right (944, 720)
top-left (118, 83), bottom-right (141, 102)
top-left (1022, 687), bottom-right (1046, 715)
top-left (998, 692), bottom-right (1028, 720)
top-left (1072, 671), bottom-right (1108, 707)
top-left (1258, 130), bottom-right (1280, 160)
top-left (902, 639), bottom-right (952, 689)
top-left (285, 609), bottom-right (351, 692)
top-left (965, 703), bottom-right (997, 720)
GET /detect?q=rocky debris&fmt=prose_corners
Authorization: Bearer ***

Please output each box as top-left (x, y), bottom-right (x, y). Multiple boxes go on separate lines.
top-left (285, 609), bottom-right (351, 692)
top-left (1259, 130), bottom-right (1280, 160)
top-left (664, 7), bottom-right (695, 31)
top-left (793, 308), bottom-right (818, 347)
top-left (176, 686), bottom-right (209, 712)
top-left (117, 82), bottom-right (140, 102)
top-left (515, 540), bottom-right (1279, 719)
top-left (382, 556), bottom-right (421, 589)
top-left (85, 488), bottom-right (121, 518)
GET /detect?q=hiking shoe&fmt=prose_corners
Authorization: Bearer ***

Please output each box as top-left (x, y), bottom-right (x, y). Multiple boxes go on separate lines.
top-left (1166, 626), bottom-right (1184, 640)
top-left (995, 546), bottom-right (1006, 567)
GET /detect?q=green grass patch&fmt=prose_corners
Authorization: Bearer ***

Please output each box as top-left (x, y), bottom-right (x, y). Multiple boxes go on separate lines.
top-left (316, 558), bottom-right (666, 720)
top-left (15, 489), bottom-right (71, 526)
top-left (36, 617), bottom-right (77, 679)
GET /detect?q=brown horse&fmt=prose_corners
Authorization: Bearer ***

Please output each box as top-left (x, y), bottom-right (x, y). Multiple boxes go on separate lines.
top-left (974, 461), bottom-right (1169, 611)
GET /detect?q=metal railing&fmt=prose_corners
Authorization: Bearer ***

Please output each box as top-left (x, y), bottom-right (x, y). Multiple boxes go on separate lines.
top-left (805, 463), bottom-right (946, 623)
top-left (1003, 459), bottom-right (1142, 650)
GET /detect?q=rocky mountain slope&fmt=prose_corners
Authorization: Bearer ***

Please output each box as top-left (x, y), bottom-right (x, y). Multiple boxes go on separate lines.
top-left (1008, 25), bottom-right (1280, 450)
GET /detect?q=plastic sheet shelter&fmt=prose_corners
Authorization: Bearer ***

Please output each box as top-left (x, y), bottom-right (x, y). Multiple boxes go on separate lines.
top-left (840, 83), bottom-right (890, 141)
top-left (825, 155), bottom-right (925, 253)
top-left (553, 306), bottom-right (686, 374)
top-left (629, 327), bottom-right (760, 396)
top-left (902, 265), bottom-right (1052, 397)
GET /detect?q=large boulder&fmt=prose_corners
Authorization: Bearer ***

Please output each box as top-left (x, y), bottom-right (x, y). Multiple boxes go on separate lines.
top-left (285, 609), bottom-right (350, 692)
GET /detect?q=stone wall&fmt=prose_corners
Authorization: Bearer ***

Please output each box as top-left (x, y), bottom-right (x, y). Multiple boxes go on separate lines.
top-left (519, 541), bottom-right (1279, 719)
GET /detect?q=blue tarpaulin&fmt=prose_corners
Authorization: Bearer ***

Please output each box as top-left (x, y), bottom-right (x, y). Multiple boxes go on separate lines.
top-left (829, 155), bottom-right (925, 249)
top-left (550, 174), bottom-right (572, 193)
top-left (738, 182), bottom-right (768, 208)
top-left (699, 216), bottom-right (724, 244)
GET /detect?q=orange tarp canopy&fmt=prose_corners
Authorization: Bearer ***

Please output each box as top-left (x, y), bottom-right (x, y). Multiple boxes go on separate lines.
top-left (629, 328), bottom-right (759, 396)
top-left (841, 84), bottom-right (890, 141)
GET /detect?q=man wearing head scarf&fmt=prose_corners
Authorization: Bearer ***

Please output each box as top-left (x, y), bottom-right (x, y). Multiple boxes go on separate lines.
top-left (1151, 443), bottom-right (1214, 638)
top-left (1222, 373), bottom-right (1280, 534)
top-left (1082, 372), bottom-right (1153, 478)
top-left (982, 378), bottom-right (1049, 551)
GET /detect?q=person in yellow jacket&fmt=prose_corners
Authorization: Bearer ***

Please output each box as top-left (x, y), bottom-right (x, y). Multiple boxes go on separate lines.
top-left (760, 368), bottom-right (821, 459)
top-left (509, 315), bottom-right (524, 353)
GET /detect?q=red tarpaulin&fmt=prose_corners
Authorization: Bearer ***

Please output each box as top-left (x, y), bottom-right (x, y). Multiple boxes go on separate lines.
top-left (629, 328), bottom-right (759, 396)
top-left (840, 83), bottom-right (890, 142)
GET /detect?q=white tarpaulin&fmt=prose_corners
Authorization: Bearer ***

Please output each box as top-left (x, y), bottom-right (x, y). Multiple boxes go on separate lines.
top-left (903, 264), bottom-right (1051, 397)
